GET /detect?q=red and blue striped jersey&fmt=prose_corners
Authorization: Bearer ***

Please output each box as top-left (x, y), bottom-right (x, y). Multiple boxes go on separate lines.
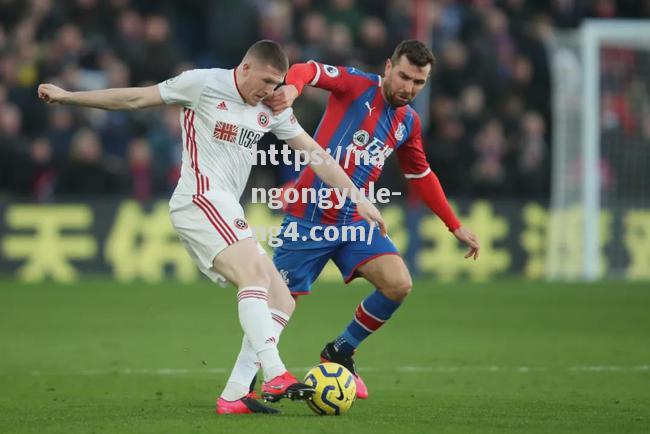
top-left (285, 61), bottom-right (432, 225)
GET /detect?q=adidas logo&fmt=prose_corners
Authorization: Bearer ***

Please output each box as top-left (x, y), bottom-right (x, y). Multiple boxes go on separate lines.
top-left (265, 337), bottom-right (276, 344)
top-left (217, 101), bottom-right (228, 110)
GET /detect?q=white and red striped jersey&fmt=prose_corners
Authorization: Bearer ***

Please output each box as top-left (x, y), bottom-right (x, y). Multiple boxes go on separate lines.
top-left (158, 68), bottom-right (303, 202)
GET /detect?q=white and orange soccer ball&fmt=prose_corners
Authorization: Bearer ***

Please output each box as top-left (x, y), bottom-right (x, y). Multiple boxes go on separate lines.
top-left (303, 363), bottom-right (356, 415)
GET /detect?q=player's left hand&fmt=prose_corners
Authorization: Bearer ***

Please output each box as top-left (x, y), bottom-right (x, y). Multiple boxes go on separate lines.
top-left (264, 85), bottom-right (299, 115)
top-left (356, 199), bottom-right (388, 237)
top-left (453, 226), bottom-right (480, 260)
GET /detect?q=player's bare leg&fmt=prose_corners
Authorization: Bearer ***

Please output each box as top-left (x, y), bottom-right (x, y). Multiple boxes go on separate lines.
top-left (214, 239), bottom-right (312, 409)
top-left (322, 254), bottom-right (412, 399)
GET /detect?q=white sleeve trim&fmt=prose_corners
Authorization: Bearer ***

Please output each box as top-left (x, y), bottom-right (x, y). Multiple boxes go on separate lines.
top-left (307, 60), bottom-right (321, 86)
top-left (404, 167), bottom-right (431, 179)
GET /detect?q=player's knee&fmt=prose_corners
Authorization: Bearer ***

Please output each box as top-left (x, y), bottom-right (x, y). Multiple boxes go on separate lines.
top-left (394, 276), bottom-right (413, 300)
top-left (379, 276), bottom-right (412, 302)
top-left (281, 293), bottom-right (296, 315)
top-left (237, 259), bottom-right (272, 288)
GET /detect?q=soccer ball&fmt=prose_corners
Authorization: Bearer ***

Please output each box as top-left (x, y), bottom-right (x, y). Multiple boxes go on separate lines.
top-left (303, 362), bottom-right (356, 415)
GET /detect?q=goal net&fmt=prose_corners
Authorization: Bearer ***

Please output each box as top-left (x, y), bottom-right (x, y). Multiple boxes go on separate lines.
top-left (547, 20), bottom-right (650, 280)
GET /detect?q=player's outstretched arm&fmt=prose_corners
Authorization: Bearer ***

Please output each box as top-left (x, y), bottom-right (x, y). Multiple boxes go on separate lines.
top-left (37, 83), bottom-right (164, 110)
top-left (286, 131), bottom-right (387, 236)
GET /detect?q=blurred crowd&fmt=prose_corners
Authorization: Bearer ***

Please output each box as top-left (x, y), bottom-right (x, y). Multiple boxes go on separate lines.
top-left (0, 0), bottom-right (649, 202)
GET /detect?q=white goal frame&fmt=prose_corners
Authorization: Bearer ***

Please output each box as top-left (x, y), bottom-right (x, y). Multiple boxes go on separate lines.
top-left (549, 20), bottom-right (650, 280)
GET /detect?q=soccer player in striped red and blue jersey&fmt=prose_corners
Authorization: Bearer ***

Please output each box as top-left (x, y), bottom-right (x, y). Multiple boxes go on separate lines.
top-left (236, 40), bottom-right (480, 400)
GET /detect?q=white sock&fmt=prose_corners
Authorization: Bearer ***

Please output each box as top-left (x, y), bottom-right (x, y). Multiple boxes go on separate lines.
top-left (220, 308), bottom-right (290, 401)
top-left (236, 286), bottom-right (286, 381)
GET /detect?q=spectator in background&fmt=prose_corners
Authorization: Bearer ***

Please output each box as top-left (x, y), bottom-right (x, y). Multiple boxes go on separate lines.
top-left (95, 57), bottom-right (132, 158)
top-left (259, 0), bottom-right (293, 43)
top-left (552, 0), bottom-right (583, 28)
top-left (357, 16), bottom-right (391, 71)
top-left (46, 105), bottom-right (75, 160)
top-left (125, 137), bottom-right (162, 202)
top-left (470, 118), bottom-right (511, 197)
top-left (8, 137), bottom-right (56, 200)
top-left (56, 127), bottom-right (121, 196)
top-left (1, 0), bottom-right (649, 202)
top-left (147, 105), bottom-right (182, 193)
top-left (434, 39), bottom-right (473, 98)
top-left (112, 8), bottom-right (145, 77)
top-left (513, 111), bottom-right (548, 198)
top-left (324, 22), bottom-right (356, 65)
top-left (299, 12), bottom-right (328, 60)
top-left (0, 102), bottom-right (28, 193)
top-left (323, 0), bottom-right (364, 37)
top-left (427, 95), bottom-right (467, 194)
top-left (132, 15), bottom-right (181, 85)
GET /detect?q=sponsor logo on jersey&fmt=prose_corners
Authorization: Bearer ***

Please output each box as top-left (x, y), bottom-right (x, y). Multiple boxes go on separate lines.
top-left (213, 121), bottom-right (239, 142)
top-left (233, 218), bottom-right (249, 230)
top-left (257, 112), bottom-right (270, 127)
top-left (394, 122), bottom-right (405, 141)
top-left (238, 128), bottom-right (263, 149)
top-left (324, 64), bottom-right (339, 78)
top-left (216, 101), bottom-right (228, 110)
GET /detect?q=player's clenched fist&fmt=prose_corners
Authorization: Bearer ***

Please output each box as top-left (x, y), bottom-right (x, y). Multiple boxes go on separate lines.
top-left (264, 85), bottom-right (299, 114)
top-left (38, 84), bottom-right (69, 104)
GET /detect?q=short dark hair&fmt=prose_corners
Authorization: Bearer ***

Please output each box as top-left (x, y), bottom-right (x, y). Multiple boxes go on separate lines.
top-left (245, 40), bottom-right (289, 72)
top-left (391, 40), bottom-right (436, 68)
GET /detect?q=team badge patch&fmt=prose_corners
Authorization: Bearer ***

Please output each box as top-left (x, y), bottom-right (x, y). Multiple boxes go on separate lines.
top-left (324, 64), bottom-right (339, 78)
top-left (394, 122), bottom-right (405, 141)
top-left (257, 112), bottom-right (270, 127)
top-left (234, 218), bottom-right (248, 230)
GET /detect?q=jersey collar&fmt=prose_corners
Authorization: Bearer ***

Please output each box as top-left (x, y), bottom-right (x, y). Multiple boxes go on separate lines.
top-left (232, 67), bottom-right (247, 104)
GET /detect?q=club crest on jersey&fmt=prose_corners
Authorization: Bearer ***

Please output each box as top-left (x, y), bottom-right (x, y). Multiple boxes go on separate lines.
top-left (324, 64), bottom-right (339, 78)
top-left (213, 121), bottom-right (239, 142)
top-left (352, 130), bottom-right (370, 147)
top-left (233, 218), bottom-right (248, 230)
top-left (257, 112), bottom-right (270, 127)
top-left (394, 122), bottom-right (405, 141)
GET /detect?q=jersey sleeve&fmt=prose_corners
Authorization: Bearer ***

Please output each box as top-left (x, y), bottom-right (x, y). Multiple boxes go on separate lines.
top-left (307, 61), bottom-right (380, 97)
top-left (270, 108), bottom-right (304, 140)
top-left (396, 113), bottom-right (432, 179)
top-left (157, 69), bottom-right (211, 108)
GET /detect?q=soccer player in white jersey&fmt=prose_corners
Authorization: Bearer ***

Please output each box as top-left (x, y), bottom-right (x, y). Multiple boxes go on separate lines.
top-left (37, 40), bottom-right (387, 415)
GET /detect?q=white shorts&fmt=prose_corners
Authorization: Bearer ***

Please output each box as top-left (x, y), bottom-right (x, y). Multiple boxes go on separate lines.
top-left (169, 190), bottom-right (262, 285)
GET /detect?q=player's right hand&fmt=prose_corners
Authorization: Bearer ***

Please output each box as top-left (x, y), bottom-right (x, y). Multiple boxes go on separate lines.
top-left (356, 199), bottom-right (388, 237)
top-left (37, 84), bottom-right (69, 104)
top-left (264, 85), bottom-right (299, 115)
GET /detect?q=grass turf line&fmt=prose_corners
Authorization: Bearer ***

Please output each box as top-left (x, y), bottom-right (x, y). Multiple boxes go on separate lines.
top-left (0, 279), bottom-right (649, 434)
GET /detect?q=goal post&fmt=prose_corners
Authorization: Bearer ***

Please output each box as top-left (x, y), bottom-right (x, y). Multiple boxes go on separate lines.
top-left (547, 20), bottom-right (650, 281)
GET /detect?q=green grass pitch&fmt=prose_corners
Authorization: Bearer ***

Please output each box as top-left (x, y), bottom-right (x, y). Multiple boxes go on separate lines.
top-left (1, 279), bottom-right (649, 434)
